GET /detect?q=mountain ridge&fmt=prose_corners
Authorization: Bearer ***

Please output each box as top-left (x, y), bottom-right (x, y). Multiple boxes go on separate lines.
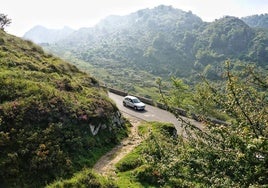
top-left (25, 5), bottom-right (268, 98)
top-left (24, 6), bottom-right (268, 45)
top-left (23, 25), bottom-right (75, 44)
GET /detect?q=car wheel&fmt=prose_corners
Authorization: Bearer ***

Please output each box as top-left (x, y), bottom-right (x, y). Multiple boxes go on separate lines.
top-left (134, 106), bottom-right (137, 110)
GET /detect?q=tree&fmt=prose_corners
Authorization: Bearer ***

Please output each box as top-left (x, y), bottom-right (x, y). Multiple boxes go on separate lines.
top-left (0, 14), bottom-right (11, 30)
top-left (156, 61), bottom-right (268, 186)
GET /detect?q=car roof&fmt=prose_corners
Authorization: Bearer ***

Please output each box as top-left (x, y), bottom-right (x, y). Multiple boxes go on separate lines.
top-left (125, 95), bottom-right (138, 99)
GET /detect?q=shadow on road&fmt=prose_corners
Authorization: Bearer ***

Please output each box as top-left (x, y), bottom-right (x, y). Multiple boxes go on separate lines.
top-left (122, 106), bottom-right (148, 113)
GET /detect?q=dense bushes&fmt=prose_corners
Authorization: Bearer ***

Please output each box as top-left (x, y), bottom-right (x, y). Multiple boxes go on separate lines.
top-left (115, 63), bottom-right (267, 187)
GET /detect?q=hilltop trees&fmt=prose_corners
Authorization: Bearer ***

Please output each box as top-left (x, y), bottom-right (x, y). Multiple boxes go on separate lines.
top-left (242, 13), bottom-right (268, 29)
top-left (0, 14), bottom-right (11, 30)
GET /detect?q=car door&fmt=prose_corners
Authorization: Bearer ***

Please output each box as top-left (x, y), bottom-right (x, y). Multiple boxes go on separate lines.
top-left (125, 98), bottom-right (131, 107)
top-left (128, 98), bottom-right (134, 108)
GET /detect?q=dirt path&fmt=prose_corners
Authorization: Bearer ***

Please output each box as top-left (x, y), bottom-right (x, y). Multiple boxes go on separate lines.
top-left (93, 113), bottom-right (144, 176)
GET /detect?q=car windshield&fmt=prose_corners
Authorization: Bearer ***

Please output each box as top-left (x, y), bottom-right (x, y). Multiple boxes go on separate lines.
top-left (132, 98), bottom-right (141, 103)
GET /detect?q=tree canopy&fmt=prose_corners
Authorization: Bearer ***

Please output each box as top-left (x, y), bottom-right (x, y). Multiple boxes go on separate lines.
top-left (0, 14), bottom-right (11, 30)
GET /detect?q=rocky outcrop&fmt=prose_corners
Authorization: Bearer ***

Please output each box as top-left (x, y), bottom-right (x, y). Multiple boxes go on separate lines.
top-left (89, 111), bottom-right (124, 135)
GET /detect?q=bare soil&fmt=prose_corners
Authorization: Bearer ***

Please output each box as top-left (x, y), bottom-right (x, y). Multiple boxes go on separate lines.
top-left (93, 113), bottom-right (144, 176)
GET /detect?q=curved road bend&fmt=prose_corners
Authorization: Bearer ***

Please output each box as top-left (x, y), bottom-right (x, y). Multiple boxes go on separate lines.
top-left (108, 92), bottom-right (202, 134)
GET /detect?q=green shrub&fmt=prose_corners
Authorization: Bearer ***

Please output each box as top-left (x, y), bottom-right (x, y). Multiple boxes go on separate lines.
top-left (46, 169), bottom-right (118, 188)
top-left (116, 151), bottom-right (143, 172)
top-left (134, 165), bottom-right (160, 186)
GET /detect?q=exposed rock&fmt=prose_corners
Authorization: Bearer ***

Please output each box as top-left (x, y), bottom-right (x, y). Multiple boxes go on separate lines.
top-left (90, 111), bottom-right (124, 135)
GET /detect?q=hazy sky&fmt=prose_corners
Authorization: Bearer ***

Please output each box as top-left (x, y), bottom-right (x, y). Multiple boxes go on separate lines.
top-left (1, 0), bottom-right (267, 37)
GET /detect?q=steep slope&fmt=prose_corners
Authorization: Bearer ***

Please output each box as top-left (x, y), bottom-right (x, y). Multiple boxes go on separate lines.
top-left (0, 29), bottom-right (127, 187)
top-left (23, 25), bottom-right (75, 44)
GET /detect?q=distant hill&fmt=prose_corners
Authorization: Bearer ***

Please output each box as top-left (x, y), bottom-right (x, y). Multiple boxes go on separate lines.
top-left (0, 29), bottom-right (127, 187)
top-left (36, 5), bottom-right (268, 97)
top-left (23, 25), bottom-right (75, 44)
top-left (241, 14), bottom-right (268, 29)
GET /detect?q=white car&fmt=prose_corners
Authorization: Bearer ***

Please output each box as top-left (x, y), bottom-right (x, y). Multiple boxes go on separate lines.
top-left (123, 96), bottom-right (145, 111)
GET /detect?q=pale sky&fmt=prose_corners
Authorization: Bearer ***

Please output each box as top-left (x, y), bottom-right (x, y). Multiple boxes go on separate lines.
top-left (1, 0), bottom-right (267, 37)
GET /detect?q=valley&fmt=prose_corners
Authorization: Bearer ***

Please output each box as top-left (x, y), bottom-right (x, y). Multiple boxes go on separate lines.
top-left (0, 4), bottom-right (267, 187)
top-left (25, 6), bottom-right (268, 103)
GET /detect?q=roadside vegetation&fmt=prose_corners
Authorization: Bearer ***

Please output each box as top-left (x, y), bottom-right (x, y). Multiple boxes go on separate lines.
top-left (46, 61), bottom-right (267, 187)
top-left (1, 8), bottom-right (267, 187)
top-left (143, 62), bottom-right (268, 187)
top-left (110, 62), bottom-right (267, 187)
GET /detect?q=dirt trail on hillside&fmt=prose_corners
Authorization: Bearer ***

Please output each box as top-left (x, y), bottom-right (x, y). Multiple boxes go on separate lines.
top-left (93, 113), bottom-right (144, 176)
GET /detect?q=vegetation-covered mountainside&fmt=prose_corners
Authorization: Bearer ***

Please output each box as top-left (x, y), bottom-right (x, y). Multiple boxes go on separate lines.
top-left (0, 29), bottom-right (128, 187)
top-left (241, 14), bottom-right (268, 29)
top-left (23, 25), bottom-right (74, 44)
top-left (35, 5), bottom-right (268, 99)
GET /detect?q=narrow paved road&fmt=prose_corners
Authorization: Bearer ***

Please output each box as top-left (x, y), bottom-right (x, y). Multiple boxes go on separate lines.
top-left (93, 92), bottom-right (203, 176)
top-left (108, 92), bottom-right (202, 134)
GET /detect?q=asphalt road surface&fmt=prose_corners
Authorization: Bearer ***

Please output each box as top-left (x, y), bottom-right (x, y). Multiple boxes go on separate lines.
top-left (108, 92), bottom-right (203, 133)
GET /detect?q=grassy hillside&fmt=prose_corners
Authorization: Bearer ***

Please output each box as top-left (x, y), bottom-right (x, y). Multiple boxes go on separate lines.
top-left (0, 30), bottom-right (128, 187)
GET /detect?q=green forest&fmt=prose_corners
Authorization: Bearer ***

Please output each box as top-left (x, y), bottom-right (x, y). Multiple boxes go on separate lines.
top-left (1, 5), bottom-right (268, 187)
top-left (43, 5), bottom-right (268, 103)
